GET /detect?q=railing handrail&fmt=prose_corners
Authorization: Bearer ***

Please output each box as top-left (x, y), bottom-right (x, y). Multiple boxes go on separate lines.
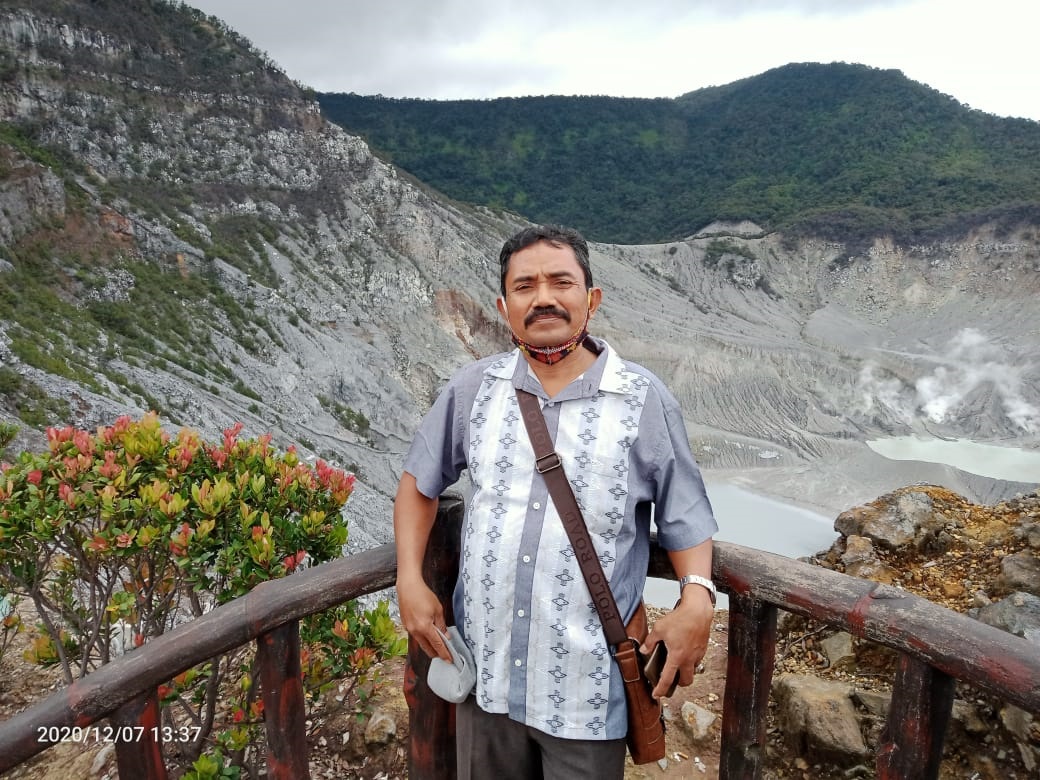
top-left (650, 542), bottom-right (1040, 713)
top-left (1, 495), bottom-right (1038, 778)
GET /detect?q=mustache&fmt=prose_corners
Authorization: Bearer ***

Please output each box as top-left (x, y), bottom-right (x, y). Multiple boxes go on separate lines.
top-left (524, 306), bottom-right (571, 327)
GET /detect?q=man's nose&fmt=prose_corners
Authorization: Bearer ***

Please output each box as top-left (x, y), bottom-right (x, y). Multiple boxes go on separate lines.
top-left (531, 281), bottom-right (558, 306)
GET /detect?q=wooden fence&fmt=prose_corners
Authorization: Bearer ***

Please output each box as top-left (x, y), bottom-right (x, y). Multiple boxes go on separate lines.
top-left (0, 493), bottom-right (1038, 779)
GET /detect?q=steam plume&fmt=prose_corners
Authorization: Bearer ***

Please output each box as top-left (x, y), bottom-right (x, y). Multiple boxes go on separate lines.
top-left (858, 329), bottom-right (1039, 434)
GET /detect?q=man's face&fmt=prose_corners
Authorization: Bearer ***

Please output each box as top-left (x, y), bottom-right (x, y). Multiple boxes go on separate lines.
top-left (496, 240), bottom-right (601, 347)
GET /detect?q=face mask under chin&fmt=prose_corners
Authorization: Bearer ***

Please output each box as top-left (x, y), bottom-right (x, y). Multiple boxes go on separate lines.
top-left (511, 307), bottom-right (591, 365)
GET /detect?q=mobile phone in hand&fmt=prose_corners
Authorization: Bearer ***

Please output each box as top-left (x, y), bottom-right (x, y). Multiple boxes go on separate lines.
top-left (643, 642), bottom-right (679, 697)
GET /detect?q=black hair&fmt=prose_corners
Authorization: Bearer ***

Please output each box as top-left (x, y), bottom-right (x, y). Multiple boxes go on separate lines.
top-left (498, 225), bottom-right (592, 296)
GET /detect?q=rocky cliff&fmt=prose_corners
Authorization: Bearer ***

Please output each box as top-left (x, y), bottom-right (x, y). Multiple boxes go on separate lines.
top-left (0, 1), bottom-right (1038, 556)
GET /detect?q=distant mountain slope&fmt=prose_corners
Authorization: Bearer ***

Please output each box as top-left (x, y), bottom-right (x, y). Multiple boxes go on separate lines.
top-left (318, 63), bottom-right (1040, 243)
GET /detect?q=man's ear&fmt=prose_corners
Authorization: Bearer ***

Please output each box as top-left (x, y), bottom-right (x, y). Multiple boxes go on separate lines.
top-left (496, 296), bottom-right (508, 320)
top-left (588, 287), bottom-right (603, 318)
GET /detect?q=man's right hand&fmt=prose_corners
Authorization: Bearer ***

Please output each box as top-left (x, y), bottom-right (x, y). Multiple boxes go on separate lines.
top-left (397, 577), bottom-right (453, 662)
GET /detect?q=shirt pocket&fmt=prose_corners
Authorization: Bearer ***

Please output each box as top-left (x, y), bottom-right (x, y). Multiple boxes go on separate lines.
top-left (568, 457), bottom-right (629, 533)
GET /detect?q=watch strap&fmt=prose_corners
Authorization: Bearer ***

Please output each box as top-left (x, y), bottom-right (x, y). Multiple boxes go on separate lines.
top-left (678, 574), bottom-right (716, 606)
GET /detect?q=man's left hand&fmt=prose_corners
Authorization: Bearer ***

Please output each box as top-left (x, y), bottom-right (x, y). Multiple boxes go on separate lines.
top-left (638, 588), bottom-right (714, 699)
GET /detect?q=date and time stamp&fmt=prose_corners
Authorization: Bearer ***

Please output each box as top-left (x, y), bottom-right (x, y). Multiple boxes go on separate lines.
top-left (36, 725), bottom-right (201, 745)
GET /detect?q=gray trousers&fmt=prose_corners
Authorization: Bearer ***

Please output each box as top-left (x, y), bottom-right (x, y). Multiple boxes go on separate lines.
top-left (455, 696), bottom-right (627, 780)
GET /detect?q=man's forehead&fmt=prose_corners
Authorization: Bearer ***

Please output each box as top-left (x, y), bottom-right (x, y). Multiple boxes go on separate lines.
top-left (506, 241), bottom-right (581, 279)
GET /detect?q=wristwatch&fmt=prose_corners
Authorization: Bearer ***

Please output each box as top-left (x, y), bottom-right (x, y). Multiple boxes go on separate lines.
top-left (678, 574), bottom-right (717, 606)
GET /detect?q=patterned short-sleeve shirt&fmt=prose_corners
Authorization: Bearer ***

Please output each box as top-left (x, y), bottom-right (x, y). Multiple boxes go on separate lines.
top-left (403, 338), bottom-right (716, 740)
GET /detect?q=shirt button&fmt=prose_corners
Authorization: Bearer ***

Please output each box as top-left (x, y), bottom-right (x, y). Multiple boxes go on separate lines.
top-left (532, 501), bottom-right (541, 510)
top-left (522, 555), bottom-right (531, 563)
top-left (517, 609), bottom-right (525, 618)
top-left (514, 659), bottom-right (523, 668)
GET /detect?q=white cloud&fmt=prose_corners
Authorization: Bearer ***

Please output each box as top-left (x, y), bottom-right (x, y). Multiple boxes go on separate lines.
top-left (186, 0), bottom-right (1040, 119)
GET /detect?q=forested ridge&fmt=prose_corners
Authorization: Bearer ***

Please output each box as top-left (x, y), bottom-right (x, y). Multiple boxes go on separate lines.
top-left (319, 63), bottom-right (1040, 243)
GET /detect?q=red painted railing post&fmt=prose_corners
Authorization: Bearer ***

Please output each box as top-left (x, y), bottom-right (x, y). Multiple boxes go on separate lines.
top-left (257, 620), bottom-right (310, 780)
top-left (719, 594), bottom-right (778, 780)
top-left (877, 653), bottom-right (955, 779)
top-left (406, 494), bottom-right (464, 780)
top-left (110, 689), bottom-right (168, 780)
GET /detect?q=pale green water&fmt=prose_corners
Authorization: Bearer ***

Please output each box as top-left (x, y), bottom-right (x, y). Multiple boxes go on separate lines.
top-left (644, 482), bottom-right (836, 609)
top-left (866, 436), bottom-right (1040, 483)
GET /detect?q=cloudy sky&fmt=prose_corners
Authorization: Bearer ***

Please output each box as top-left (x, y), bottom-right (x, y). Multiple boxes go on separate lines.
top-left (186, 0), bottom-right (1039, 121)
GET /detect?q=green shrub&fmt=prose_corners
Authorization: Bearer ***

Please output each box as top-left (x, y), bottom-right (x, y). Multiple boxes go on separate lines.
top-left (317, 395), bottom-right (371, 437)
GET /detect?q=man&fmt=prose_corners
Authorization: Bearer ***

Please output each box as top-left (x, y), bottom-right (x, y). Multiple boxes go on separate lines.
top-left (394, 225), bottom-right (717, 779)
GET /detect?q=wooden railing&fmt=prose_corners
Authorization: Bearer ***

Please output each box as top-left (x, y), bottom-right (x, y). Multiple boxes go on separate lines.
top-left (1, 493), bottom-right (1038, 779)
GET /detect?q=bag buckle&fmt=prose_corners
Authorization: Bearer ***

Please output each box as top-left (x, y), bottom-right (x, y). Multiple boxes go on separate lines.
top-left (612, 638), bottom-right (646, 684)
top-left (535, 452), bottom-right (562, 474)
top-left (610, 637), bottom-right (641, 660)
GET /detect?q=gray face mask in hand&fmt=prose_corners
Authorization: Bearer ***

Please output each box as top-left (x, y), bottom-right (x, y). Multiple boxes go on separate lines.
top-left (427, 626), bottom-right (476, 703)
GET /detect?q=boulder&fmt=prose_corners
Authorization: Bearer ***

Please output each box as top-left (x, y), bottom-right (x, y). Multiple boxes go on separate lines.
top-left (834, 490), bottom-right (945, 551)
top-left (974, 592), bottom-right (1040, 641)
top-left (1000, 705), bottom-right (1039, 774)
top-left (820, 631), bottom-right (857, 671)
top-left (679, 700), bottom-right (717, 743)
top-left (852, 688), bottom-right (890, 719)
top-left (772, 674), bottom-right (868, 763)
top-left (951, 700), bottom-right (990, 736)
top-left (1018, 521), bottom-right (1040, 549)
top-left (90, 743), bottom-right (115, 775)
top-left (841, 535), bottom-right (899, 582)
top-left (363, 707), bottom-right (397, 745)
top-left (998, 552), bottom-right (1040, 598)
top-left (841, 535), bottom-right (876, 565)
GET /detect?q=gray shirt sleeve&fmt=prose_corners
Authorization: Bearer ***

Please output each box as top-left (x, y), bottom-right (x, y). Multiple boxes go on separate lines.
top-left (636, 376), bottom-right (717, 550)
top-left (402, 359), bottom-right (496, 499)
top-left (402, 378), bottom-right (468, 499)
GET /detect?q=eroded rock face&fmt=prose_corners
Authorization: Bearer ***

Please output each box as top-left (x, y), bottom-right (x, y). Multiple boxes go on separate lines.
top-left (1, 3), bottom-right (1039, 543)
top-left (0, 151), bottom-right (65, 245)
